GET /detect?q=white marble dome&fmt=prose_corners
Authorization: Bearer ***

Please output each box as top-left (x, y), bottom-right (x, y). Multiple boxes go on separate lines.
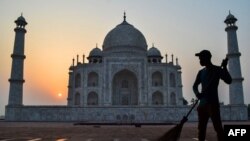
top-left (103, 19), bottom-right (147, 51)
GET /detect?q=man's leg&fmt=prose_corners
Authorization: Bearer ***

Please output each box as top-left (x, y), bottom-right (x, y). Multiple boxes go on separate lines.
top-left (197, 105), bottom-right (209, 141)
top-left (210, 104), bottom-right (224, 141)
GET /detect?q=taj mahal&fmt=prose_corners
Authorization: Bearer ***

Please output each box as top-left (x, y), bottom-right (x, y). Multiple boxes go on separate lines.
top-left (67, 13), bottom-right (183, 107)
top-left (5, 12), bottom-right (248, 122)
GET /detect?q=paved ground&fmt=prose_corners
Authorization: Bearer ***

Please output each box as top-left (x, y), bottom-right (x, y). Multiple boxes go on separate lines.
top-left (0, 121), bottom-right (249, 141)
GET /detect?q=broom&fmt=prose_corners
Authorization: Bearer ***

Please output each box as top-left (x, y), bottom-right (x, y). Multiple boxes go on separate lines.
top-left (157, 99), bottom-right (199, 141)
top-left (157, 57), bottom-right (228, 141)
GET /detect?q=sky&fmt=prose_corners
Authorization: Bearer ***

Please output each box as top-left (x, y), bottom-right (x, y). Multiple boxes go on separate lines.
top-left (0, 0), bottom-right (250, 116)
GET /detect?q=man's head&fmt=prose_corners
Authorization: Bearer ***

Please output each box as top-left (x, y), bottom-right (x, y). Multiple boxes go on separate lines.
top-left (195, 50), bottom-right (212, 66)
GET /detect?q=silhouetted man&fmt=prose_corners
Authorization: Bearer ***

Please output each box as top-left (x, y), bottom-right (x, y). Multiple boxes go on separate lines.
top-left (193, 50), bottom-right (232, 141)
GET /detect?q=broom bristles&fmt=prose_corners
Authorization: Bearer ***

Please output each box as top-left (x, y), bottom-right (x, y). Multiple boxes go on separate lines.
top-left (157, 124), bottom-right (182, 141)
top-left (156, 102), bottom-right (196, 141)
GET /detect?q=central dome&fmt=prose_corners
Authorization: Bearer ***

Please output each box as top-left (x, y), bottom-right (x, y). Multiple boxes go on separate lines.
top-left (103, 16), bottom-right (147, 51)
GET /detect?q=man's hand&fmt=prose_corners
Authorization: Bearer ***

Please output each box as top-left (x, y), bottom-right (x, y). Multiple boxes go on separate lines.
top-left (221, 58), bottom-right (228, 68)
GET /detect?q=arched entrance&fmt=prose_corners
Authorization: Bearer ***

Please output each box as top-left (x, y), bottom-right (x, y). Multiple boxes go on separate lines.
top-left (152, 91), bottom-right (163, 105)
top-left (112, 69), bottom-right (138, 105)
top-left (87, 92), bottom-right (98, 105)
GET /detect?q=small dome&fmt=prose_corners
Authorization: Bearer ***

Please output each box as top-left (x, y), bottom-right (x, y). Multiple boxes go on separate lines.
top-left (224, 11), bottom-right (237, 23)
top-left (15, 15), bottom-right (27, 25)
top-left (148, 47), bottom-right (161, 57)
top-left (17, 15), bottom-right (26, 21)
top-left (103, 17), bottom-right (147, 51)
top-left (89, 47), bottom-right (102, 57)
top-left (226, 14), bottom-right (234, 19)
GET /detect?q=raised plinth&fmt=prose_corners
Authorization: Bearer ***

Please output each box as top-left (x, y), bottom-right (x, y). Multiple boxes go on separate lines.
top-left (5, 105), bottom-right (248, 122)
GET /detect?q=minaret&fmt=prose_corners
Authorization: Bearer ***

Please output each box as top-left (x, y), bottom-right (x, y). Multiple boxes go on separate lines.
top-left (8, 14), bottom-right (28, 106)
top-left (175, 57), bottom-right (183, 105)
top-left (224, 12), bottom-right (244, 105)
top-left (67, 64), bottom-right (74, 106)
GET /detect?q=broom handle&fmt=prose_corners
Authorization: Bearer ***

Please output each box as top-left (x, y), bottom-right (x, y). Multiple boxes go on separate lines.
top-left (185, 99), bottom-right (199, 118)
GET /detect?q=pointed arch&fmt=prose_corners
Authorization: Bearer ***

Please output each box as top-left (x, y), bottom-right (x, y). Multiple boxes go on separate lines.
top-left (88, 72), bottom-right (98, 87)
top-left (87, 92), bottom-right (98, 105)
top-left (75, 73), bottom-right (81, 88)
top-left (74, 92), bottom-right (80, 106)
top-left (152, 91), bottom-right (163, 105)
top-left (112, 69), bottom-right (138, 105)
top-left (152, 71), bottom-right (163, 86)
top-left (170, 73), bottom-right (176, 87)
top-left (170, 92), bottom-right (176, 105)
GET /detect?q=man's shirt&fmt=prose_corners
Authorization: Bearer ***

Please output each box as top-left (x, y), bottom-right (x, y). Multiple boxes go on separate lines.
top-left (193, 65), bottom-right (232, 105)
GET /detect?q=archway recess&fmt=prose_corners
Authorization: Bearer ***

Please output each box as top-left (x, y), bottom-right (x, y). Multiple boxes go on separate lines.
top-left (112, 69), bottom-right (138, 105)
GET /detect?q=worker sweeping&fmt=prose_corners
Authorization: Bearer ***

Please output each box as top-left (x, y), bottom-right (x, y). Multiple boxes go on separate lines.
top-left (193, 50), bottom-right (232, 141)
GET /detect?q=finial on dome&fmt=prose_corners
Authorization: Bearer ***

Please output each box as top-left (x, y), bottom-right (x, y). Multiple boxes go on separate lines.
top-left (229, 10), bottom-right (231, 15)
top-left (152, 43), bottom-right (154, 47)
top-left (123, 11), bottom-right (126, 21)
top-left (96, 43), bottom-right (98, 48)
top-left (21, 12), bottom-right (23, 16)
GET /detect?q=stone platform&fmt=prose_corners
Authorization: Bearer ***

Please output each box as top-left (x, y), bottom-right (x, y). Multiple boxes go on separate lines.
top-left (5, 105), bottom-right (248, 122)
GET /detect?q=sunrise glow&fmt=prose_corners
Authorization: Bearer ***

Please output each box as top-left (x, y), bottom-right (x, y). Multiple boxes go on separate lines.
top-left (58, 93), bottom-right (62, 97)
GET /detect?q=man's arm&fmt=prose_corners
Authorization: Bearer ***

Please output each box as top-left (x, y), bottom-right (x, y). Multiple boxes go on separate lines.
top-left (221, 67), bottom-right (232, 84)
top-left (220, 58), bottom-right (232, 84)
top-left (193, 71), bottom-right (201, 99)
